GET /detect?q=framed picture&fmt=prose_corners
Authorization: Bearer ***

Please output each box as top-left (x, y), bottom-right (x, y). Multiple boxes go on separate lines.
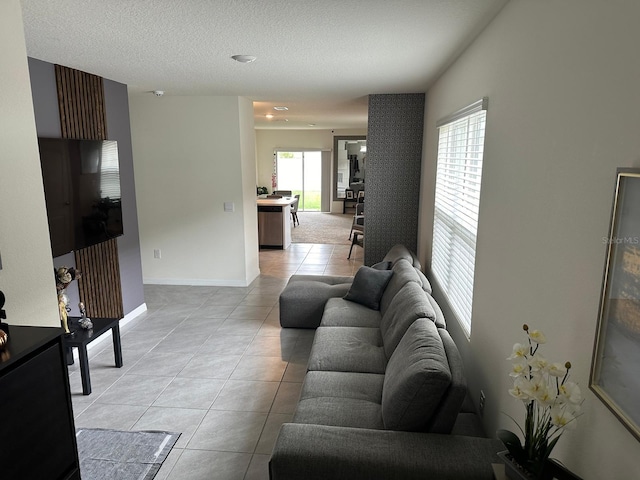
top-left (357, 190), bottom-right (365, 200)
top-left (590, 168), bottom-right (640, 441)
top-left (346, 190), bottom-right (354, 199)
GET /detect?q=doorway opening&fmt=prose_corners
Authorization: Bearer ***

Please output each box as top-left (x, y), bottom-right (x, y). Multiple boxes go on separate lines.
top-left (276, 150), bottom-right (322, 211)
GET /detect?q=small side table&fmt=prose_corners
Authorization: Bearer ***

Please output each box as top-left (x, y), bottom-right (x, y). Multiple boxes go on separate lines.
top-left (63, 317), bottom-right (123, 395)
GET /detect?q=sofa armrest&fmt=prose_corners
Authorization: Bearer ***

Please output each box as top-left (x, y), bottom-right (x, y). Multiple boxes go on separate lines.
top-left (269, 423), bottom-right (503, 480)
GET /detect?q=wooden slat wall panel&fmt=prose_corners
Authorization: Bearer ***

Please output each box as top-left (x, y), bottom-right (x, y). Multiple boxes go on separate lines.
top-left (55, 65), bottom-right (107, 140)
top-left (55, 64), bottom-right (122, 319)
top-left (75, 239), bottom-right (123, 319)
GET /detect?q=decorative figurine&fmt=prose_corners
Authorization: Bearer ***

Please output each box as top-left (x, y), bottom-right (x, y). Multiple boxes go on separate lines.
top-left (58, 291), bottom-right (74, 336)
top-left (55, 266), bottom-right (81, 336)
top-left (78, 302), bottom-right (93, 330)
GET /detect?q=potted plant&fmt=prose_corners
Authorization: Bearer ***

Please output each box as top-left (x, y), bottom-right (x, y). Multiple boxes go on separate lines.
top-left (497, 324), bottom-right (582, 479)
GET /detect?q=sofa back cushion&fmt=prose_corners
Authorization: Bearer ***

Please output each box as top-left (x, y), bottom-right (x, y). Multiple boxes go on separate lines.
top-left (426, 328), bottom-right (468, 434)
top-left (415, 269), bottom-right (433, 295)
top-left (382, 244), bottom-right (422, 270)
top-left (381, 319), bottom-right (451, 431)
top-left (426, 293), bottom-right (446, 329)
top-left (379, 260), bottom-right (421, 316)
top-left (380, 282), bottom-right (436, 358)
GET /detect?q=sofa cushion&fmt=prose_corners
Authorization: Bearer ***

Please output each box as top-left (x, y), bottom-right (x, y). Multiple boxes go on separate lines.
top-left (344, 266), bottom-right (393, 310)
top-left (380, 282), bottom-right (436, 359)
top-left (287, 274), bottom-right (353, 285)
top-left (294, 370), bottom-right (385, 429)
top-left (320, 297), bottom-right (382, 328)
top-left (293, 397), bottom-right (384, 430)
top-left (307, 326), bottom-right (386, 374)
top-left (382, 244), bottom-right (421, 269)
top-left (426, 293), bottom-right (446, 329)
top-left (426, 328), bottom-right (468, 434)
top-left (382, 319), bottom-right (451, 431)
top-left (415, 269), bottom-right (433, 294)
top-left (372, 260), bottom-right (393, 270)
top-left (300, 370), bottom-right (384, 403)
top-left (279, 280), bottom-right (352, 328)
top-left (379, 260), bottom-right (422, 316)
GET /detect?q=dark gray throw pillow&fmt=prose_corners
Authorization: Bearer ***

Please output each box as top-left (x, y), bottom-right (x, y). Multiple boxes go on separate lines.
top-left (344, 266), bottom-right (394, 310)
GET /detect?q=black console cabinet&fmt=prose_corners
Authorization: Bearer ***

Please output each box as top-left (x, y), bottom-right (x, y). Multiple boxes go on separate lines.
top-left (0, 326), bottom-right (80, 480)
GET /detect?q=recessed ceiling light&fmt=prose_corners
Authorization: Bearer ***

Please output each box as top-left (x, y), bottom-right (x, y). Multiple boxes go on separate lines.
top-left (231, 55), bottom-right (257, 63)
top-left (273, 106), bottom-right (288, 111)
top-left (265, 114), bottom-right (274, 119)
top-left (308, 123), bottom-right (316, 127)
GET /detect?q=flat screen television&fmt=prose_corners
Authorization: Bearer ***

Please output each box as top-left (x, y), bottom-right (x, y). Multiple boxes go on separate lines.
top-left (38, 138), bottom-right (123, 257)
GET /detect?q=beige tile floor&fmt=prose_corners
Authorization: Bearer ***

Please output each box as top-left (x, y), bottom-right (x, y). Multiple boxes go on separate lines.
top-left (69, 243), bottom-right (363, 480)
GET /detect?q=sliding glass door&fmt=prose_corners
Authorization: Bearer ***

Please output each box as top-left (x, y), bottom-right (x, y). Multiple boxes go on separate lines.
top-left (276, 150), bottom-right (322, 211)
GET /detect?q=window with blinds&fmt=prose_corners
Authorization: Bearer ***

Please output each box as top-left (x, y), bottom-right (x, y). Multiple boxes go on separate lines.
top-left (431, 98), bottom-right (487, 336)
top-left (100, 140), bottom-right (121, 199)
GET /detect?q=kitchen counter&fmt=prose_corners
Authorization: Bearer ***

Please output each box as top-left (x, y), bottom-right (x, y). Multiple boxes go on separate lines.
top-left (257, 196), bottom-right (296, 249)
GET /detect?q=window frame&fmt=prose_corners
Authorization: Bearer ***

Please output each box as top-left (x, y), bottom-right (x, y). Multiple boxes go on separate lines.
top-left (431, 98), bottom-right (488, 337)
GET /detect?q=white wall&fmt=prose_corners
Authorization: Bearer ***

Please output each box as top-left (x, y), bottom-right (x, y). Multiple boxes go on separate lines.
top-left (130, 95), bottom-right (259, 286)
top-left (0, 0), bottom-right (59, 327)
top-left (419, 1), bottom-right (640, 478)
top-left (238, 97), bottom-right (260, 282)
top-left (256, 128), bottom-right (366, 212)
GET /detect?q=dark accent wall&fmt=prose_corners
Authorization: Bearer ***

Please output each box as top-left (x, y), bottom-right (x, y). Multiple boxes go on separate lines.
top-left (28, 58), bottom-right (145, 317)
top-left (103, 78), bottom-right (144, 315)
top-left (365, 94), bottom-right (425, 265)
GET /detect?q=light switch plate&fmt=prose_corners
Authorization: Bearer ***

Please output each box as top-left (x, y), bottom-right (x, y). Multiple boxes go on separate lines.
top-left (224, 202), bottom-right (235, 212)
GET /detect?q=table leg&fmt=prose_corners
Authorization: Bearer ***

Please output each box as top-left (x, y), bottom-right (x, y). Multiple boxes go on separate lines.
top-left (78, 344), bottom-right (91, 395)
top-left (66, 346), bottom-right (74, 366)
top-left (112, 324), bottom-right (123, 368)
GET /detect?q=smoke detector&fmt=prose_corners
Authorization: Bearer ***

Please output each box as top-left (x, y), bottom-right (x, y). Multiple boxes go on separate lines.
top-left (231, 55), bottom-right (257, 63)
top-left (152, 90), bottom-right (164, 97)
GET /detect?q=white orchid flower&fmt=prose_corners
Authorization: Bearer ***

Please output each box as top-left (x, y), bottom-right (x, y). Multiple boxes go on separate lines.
top-left (509, 359), bottom-right (528, 377)
top-left (528, 354), bottom-right (548, 373)
top-left (523, 376), bottom-right (546, 398)
top-left (551, 406), bottom-right (577, 430)
top-left (533, 385), bottom-right (556, 406)
top-left (507, 343), bottom-right (528, 360)
top-left (528, 329), bottom-right (547, 344)
top-left (509, 377), bottom-right (531, 400)
top-left (547, 362), bottom-right (567, 377)
top-left (558, 381), bottom-right (582, 404)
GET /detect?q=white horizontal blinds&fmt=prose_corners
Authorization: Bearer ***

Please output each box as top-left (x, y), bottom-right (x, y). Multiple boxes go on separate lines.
top-left (432, 99), bottom-right (487, 335)
top-left (100, 140), bottom-right (121, 199)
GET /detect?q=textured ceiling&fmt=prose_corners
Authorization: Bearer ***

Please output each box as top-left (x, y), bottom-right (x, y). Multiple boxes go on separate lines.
top-left (21, 0), bottom-right (508, 129)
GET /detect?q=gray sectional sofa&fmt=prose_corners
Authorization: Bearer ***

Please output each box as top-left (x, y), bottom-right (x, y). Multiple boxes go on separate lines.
top-left (270, 245), bottom-right (503, 480)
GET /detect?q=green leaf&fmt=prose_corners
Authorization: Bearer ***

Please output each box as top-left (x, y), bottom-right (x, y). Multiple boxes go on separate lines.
top-left (497, 429), bottom-right (527, 464)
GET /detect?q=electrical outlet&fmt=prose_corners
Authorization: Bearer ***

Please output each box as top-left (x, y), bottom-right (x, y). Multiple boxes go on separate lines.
top-left (153, 249), bottom-right (161, 259)
top-left (479, 390), bottom-right (486, 417)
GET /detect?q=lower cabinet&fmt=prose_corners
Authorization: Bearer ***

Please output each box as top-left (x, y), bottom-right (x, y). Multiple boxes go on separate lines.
top-left (0, 326), bottom-right (80, 480)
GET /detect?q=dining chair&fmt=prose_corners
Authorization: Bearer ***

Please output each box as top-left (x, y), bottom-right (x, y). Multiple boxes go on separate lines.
top-left (291, 194), bottom-right (300, 226)
top-left (349, 202), bottom-right (364, 240)
top-left (348, 203), bottom-right (364, 259)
